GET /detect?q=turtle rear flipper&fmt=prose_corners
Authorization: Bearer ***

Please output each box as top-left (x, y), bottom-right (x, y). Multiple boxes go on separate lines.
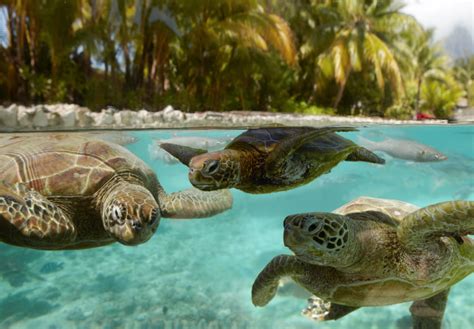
top-left (0, 182), bottom-right (76, 249)
top-left (265, 127), bottom-right (357, 175)
top-left (159, 187), bottom-right (232, 219)
top-left (302, 296), bottom-right (359, 321)
top-left (398, 201), bottom-right (474, 249)
top-left (159, 143), bottom-right (207, 166)
top-left (346, 147), bottom-right (385, 164)
top-left (409, 289), bottom-right (449, 329)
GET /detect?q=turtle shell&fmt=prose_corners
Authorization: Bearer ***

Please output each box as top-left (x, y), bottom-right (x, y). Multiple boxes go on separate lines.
top-left (226, 127), bottom-right (356, 155)
top-left (0, 134), bottom-right (157, 197)
top-left (334, 197), bottom-right (419, 223)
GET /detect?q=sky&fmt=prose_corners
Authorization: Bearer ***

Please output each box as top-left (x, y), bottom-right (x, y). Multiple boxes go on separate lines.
top-left (402, 0), bottom-right (473, 39)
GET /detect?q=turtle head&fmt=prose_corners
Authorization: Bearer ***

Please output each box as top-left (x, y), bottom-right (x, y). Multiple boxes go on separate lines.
top-left (283, 213), bottom-right (360, 268)
top-left (102, 184), bottom-right (160, 246)
top-left (187, 150), bottom-right (240, 190)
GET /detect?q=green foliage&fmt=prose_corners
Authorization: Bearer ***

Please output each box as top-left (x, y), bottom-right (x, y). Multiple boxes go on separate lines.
top-left (0, 0), bottom-right (465, 117)
top-left (274, 99), bottom-right (335, 115)
top-left (18, 67), bottom-right (52, 101)
top-left (385, 103), bottom-right (413, 120)
top-left (421, 78), bottom-right (465, 119)
top-left (294, 0), bottom-right (415, 109)
top-left (453, 56), bottom-right (474, 106)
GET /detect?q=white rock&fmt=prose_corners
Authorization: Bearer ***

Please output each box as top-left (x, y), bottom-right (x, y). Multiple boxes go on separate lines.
top-left (0, 104), bottom-right (18, 127)
top-left (48, 112), bottom-right (61, 127)
top-left (114, 111), bottom-right (129, 126)
top-left (162, 105), bottom-right (185, 122)
top-left (152, 111), bottom-right (164, 121)
top-left (45, 104), bottom-right (79, 128)
top-left (87, 112), bottom-right (99, 123)
top-left (58, 107), bottom-right (76, 127)
top-left (114, 110), bottom-right (142, 127)
top-left (32, 106), bottom-right (49, 127)
top-left (17, 106), bottom-right (33, 128)
top-left (94, 110), bottom-right (115, 126)
top-left (138, 109), bottom-right (154, 124)
top-left (76, 107), bottom-right (93, 127)
top-left (162, 105), bottom-right (175, 114)
top-left (130, 112), bottom-right (143, 126)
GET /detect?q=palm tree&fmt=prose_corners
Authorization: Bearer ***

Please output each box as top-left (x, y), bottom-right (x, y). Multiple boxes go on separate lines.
top-left (405, 29), bottom-right (448, 116)
top-left (175, 0), bottom-right (296, 110)
top-left (310, 0), bottom-right (412, 109)
top-left (453, 56), bottom-right (474, 106)
top-left (421, 76), bottom-right (464, 118)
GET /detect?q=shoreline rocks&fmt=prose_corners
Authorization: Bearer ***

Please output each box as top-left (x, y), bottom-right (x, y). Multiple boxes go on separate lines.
top-left (0, 104), bottom-right (448, 131)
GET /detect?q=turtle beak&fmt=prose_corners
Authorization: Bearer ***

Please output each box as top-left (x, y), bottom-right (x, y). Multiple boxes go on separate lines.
top-left (188, 163), bottom-right (215, 190)
top-left (119, 224), bottom-right (154, 246)
top-left (283, 215), bottom-right (305, 249)
top-left (120, 204), bottom-right (159, 246)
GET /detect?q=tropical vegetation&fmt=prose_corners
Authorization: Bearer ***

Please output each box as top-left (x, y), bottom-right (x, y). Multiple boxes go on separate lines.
top-left (0, 0), bottom-right (470, 119)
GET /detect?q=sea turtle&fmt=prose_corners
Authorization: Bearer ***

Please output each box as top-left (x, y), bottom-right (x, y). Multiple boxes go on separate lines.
top-left (252, 197), bottom-right (474, 328)
top-left (0, 134), bottom-right (232, 250)
top-left (160, 127), bottom-right (385, 194)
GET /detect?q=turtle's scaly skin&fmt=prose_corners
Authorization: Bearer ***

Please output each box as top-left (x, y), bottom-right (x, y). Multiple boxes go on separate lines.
top-left (252, 197), bottom-right (474, 327)
top-left (160, 127), bottom-right (385, 194)
top-left (0, 135), bottom-right (232, 250)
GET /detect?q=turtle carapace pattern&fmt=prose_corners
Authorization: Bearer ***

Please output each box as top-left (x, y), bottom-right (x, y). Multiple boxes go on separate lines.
top-left (160, 127), bottom-right (385, 194)
top-left (0, 134), bottom-right (232, 250)
top-left (252, 197), bottom-right (474, 328)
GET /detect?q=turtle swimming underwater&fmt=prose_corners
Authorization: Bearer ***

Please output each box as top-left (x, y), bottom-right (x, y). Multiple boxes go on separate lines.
top-left (252, 197), bottom-right (474, 328)
top-left (0, 135), bottom-right (232, 250)
top-left (160, 127), bottom-right (385, 194)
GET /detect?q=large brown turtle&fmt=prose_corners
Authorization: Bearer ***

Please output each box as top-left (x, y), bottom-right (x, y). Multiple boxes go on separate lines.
top-left (252, 197), bottom-right (474, 328)
top-left (160, 127), bottom-right (384, 194)
top-left (0, 134), bottom-right (232, 250)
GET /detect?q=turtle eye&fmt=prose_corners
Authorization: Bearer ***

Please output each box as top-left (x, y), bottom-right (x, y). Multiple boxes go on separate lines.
top-left (111, 205), bottom-right (123, 223)
top-left (204, 160), bottom-right (220, 175)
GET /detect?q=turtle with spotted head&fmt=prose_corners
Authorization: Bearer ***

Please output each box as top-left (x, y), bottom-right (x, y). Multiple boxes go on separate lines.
top-left (252, 197), bottom-right (474, 328)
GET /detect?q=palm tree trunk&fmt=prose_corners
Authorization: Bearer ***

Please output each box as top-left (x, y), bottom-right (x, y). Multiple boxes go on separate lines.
top-left (333, 79), bottom-right (347, 109)
top-left (239, 89), bottom-right (246, 111)
top-left (414, 77), bottom-right (422, 118)
top-left (6, 5), bottom-right (18, 100)
top-left (333, 66), bottom-right (351, 110)
top-left (14, 4), bottom-right (28, 101)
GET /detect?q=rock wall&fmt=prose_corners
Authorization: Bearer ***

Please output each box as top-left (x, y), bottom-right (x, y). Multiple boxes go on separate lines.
top-left (0, 104), bottom-right (447, 131)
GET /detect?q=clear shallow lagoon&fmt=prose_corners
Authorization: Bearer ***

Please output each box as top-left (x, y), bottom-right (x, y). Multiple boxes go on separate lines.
top-left (1, 125), bottom-right (473, 329)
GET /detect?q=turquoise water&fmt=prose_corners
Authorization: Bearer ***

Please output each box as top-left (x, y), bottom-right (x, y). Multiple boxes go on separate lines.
top-left (0, 125), bottom-right (473, 329)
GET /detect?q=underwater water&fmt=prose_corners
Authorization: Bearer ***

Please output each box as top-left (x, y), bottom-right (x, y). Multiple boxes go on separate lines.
top-left (0, 125), bottom-right (473, 329)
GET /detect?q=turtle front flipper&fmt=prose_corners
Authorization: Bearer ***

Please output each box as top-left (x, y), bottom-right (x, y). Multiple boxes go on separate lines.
top-left (264, 127), bottom-right (357, 175)
top-left (0, 182), bottom-right (76, 249)
top-left (252, 254), bottom-right (309, 306)
top-left (158, 187), bottom-right (233, 219)
top-left (159, 143), bottom-right (207, 166)
top-left (302, 296), bottom-right (359, 321)
top-left (346, 147), bottom-right (385, 164)
top-left (398, 201), bottom-right (474, 249)
top-left (409, 289), bottom-right (449, 329)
